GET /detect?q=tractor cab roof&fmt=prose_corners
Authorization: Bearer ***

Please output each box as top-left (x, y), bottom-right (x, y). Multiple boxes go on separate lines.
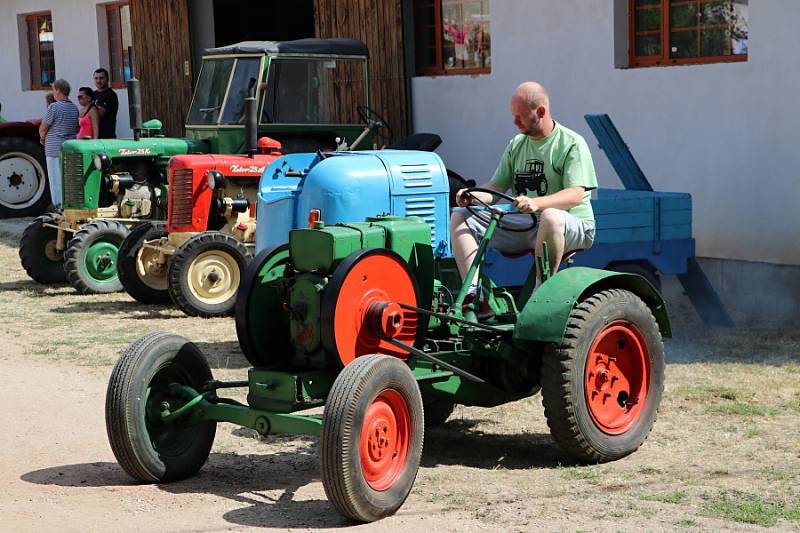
top-left (204, 38), bottom-right (368, 58)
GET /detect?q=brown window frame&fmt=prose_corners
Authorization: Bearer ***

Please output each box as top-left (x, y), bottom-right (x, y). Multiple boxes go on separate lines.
top-left (25, 11), bottom-right (55, 91)
top-left (105, 1), bottom-right (132, 89)
top-left (629, 0), bottom-right (748, 68)
top-left (413, 0), bottom-right (491, 76)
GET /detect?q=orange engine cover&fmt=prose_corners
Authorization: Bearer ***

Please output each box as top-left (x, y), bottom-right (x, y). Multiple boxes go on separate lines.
top-left (167, 151), bottom-right (281, 233)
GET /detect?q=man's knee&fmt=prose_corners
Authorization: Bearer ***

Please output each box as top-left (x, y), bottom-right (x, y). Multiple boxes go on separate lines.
top-left (538, 208), bottom-right (565, 233)
top-left (449, 209), bottom-right (467, 232)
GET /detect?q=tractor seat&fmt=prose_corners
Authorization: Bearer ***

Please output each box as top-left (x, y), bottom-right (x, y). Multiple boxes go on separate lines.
top-left (500, 249), bottom-right (583, 263)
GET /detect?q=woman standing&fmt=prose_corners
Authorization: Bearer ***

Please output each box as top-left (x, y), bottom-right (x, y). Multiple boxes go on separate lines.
top-left (77, 87), bottom-right (99, 139)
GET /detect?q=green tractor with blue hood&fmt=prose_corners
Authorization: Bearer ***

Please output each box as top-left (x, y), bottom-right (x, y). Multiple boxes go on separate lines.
top-left (19, 38), bottom-right (374, 294)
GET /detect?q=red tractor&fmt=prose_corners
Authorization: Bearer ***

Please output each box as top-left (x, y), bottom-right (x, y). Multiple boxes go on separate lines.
top-left (118, 136), bottom-right (282, 317)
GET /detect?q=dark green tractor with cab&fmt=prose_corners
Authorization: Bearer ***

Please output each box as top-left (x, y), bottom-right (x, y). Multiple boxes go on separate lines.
top-left (19, 38), bottom-right (373, 294)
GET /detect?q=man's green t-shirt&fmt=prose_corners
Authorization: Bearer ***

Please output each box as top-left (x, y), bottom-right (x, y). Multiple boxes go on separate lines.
top-left (490, 122), bottom-right (598, 223)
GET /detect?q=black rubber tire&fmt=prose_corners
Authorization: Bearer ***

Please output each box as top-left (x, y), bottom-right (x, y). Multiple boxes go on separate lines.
top-left (118, 222), bottom-right (171, 304)
top-left (423, 397), bottom-right (455, 427)
top-left (541, 288), bottom-right (665, 463)
top-left (19, 212), bottom-right (66, 283)
top-left (64, 220), bottom-right (130, 294)
top-left (321, 355), bottom-right (424, 522)
top-left (168, 232), bottom-right (251, 318)
top-left (106, 331), bottom-right (216, 483)
top-left (234, 244), bottom-right (291, 367)
top-left (0, 136), bottom-right (50, 218)
top-left (606, 261), bottom-right (661, 290)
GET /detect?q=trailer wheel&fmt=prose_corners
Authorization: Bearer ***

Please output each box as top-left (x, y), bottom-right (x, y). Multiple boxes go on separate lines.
top-left (0, 137), bottom-right (50, 218)
top-left (118, 222), bottom-right (171, 304)
top-left (168, 232), bottom-right (250, 318)
top-left (322, 354), bottom-right (424, 522)
top-left (234, 244), bottom-right (291, 367)
top-left (106, 331), bottom-right (216, 482)
top-left (64, 220), bottom-right (129, 294)
top-left (19, 212), bottom-right (66, 283)
top-left (541, 288), bottom-right (664, 463)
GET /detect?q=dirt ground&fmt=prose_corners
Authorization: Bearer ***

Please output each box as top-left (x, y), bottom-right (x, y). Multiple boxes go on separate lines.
top-left (0, 218), bottom-right (798, 533)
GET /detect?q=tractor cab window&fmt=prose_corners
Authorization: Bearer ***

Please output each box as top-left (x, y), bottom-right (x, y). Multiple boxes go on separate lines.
top-left (220, 57), bottom-right (262, 125)
top-left (187, 58), bottom-right (235, 125)
top-left (261, 57), bottom-right (367, 125)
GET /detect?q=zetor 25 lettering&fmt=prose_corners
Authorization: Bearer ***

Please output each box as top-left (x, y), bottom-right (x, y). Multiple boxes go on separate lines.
top-left (117, 147), bottom-right (152, 156)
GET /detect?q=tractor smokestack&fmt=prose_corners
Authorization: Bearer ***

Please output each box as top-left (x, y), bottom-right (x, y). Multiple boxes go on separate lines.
top-left (126, 46), bottom-right (143, 141)
top-left (245, 77), bottom-right (257, 158)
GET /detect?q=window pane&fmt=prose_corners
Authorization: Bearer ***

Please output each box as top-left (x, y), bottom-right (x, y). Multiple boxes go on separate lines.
top-left (442, 0), bottom-right (490, 71)
top-left (636, 0), bottom-right (660, 6)
top-left (38, 15), bottom-right (55, 86)
top-left (669, 3), bottom-right (696, 29)
top-left (107, 8), bottom-right (122, 83)
top-left (416, 46), bottom-right (436, 68)
top-left (635, 34), bottom-right (661, 56)
top-left (701, 27), bottom-right (728, 56)
top-left (701, 1), bottom-right (728, 24)
top-left (187, 58), bottom-right (234, 125)
top-left (414, 4), bottom-right (435, 26)
top-left (27, 19), bottom-right (41, 87)
top-left (635, 7), bottom-right (660, 32)
top-left (220, 58), bottom-right (261, 125)
top-left (262, 58), bottom-right (367, 125)
top-left (670, 29), bottom-right (698, 58)
top-left (121, 4), bottom-right (133, 81)
top-left (731, 0), bottom-right (748, 54)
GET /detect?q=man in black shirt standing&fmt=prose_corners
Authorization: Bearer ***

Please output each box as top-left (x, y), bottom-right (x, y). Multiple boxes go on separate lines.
top-left (93, 68), bottom-right (118, 138)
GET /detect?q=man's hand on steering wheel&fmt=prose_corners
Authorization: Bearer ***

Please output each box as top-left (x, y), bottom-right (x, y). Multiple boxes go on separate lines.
top-left (512, 195), bottom-right (540, 214)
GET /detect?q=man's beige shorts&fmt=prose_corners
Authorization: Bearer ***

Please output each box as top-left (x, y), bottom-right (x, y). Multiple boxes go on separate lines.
top-left (457, 207), bottom-right (595, 253)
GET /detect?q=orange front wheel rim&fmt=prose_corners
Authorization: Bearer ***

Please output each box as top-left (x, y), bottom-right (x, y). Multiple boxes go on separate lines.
top-left (360, 389), bottom-right (411, 491)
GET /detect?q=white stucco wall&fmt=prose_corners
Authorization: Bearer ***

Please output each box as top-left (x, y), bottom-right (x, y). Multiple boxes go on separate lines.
top-left (411, 0), bottom-right (800, 265)
top-left (0, 0), bottom-right (130, 135)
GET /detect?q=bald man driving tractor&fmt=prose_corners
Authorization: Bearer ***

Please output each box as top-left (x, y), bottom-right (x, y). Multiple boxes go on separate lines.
top-left (451, 81), bottom-right (598, 317)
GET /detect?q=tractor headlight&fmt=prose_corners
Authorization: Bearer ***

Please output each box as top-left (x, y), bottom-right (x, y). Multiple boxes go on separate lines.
top-left (93, 152), bottom-right (112, 172)
top-left (207, 170), bottom-right (225, 191)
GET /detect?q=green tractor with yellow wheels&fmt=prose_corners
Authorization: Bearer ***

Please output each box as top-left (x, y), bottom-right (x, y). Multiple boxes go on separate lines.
top-left (105, 188), bottom-right (668, 522)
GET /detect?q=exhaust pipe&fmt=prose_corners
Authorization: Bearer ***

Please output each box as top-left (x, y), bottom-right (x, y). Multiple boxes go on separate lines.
top-left (245, 77), bottom-right (257, 158)
top-left (126, 46), bottom-right (143, 141)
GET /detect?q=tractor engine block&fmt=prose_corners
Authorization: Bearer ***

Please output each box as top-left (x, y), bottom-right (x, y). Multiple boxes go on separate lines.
top-left (118, 183), bottom-right (156, 219)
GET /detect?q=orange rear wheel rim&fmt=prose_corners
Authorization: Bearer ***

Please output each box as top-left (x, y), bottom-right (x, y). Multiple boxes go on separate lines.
top-left (584, 321), bottom-right (650, 434)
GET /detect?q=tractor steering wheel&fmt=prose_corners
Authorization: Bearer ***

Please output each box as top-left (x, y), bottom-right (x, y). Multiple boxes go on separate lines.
top-left (461, 187), bottom-right (538, 233)
top-left (357, 105), bottom-right (394, 145)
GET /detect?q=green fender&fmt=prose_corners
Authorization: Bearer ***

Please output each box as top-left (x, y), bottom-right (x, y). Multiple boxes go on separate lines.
top-left (513, 266), bottom-right (671, 344)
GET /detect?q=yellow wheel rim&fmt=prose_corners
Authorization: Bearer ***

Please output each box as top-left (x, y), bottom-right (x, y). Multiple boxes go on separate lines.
top-left (186, 250), bottom-right (240, 304)
top-left (136, 246), bottom-right (168, 290)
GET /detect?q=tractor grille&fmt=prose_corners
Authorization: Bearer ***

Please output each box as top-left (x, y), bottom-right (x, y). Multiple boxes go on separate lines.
top-left (62, 152), bottom-right (84, 206)
top-left (169, 168), bottom-right (194, 227)
top-left (404, 196), bottom-right (437, 244)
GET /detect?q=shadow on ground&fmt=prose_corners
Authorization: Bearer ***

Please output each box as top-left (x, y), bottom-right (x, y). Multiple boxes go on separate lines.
top-left (20, 416), bottom-right (585, 528)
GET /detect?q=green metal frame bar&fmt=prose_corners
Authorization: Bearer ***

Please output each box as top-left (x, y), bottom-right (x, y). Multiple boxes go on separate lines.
top-left (161, 383), bottom-right (323, 437)
top-left (453, 214), bottom-right (499, 314)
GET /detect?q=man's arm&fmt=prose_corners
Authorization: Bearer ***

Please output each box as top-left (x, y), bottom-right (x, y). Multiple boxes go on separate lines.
top-left (38, 122), bottom-right (49, 145)
top-left (513, 186), bottom-right (585, 214)
top-left (455, 180), bottom-right (506, 207)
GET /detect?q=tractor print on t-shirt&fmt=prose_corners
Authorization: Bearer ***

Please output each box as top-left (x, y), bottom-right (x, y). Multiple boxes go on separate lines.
top-left (514, 158), bottom-right (548, 197)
